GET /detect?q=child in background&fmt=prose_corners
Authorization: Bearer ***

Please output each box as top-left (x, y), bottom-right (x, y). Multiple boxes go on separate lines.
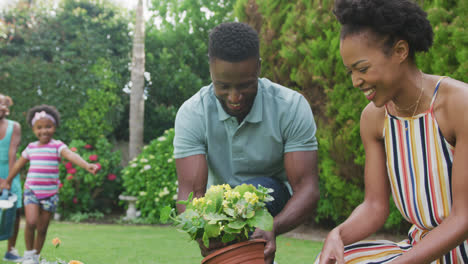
top-left (2, 104), bottom-right (99, 264)
top-left (0, 94), bottom-right (23, 262)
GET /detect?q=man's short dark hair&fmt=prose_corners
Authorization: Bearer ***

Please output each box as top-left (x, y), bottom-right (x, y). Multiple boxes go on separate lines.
top-left (208, 22), bottom-right (260, 62)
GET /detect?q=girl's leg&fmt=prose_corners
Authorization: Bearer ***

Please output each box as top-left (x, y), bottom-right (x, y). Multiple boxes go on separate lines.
top-left (34, 208), bottom-right (52, 254)
top-left (24, 204), bottom-right (40, 251)
top-left (7, 209), bottom-right (21, 251)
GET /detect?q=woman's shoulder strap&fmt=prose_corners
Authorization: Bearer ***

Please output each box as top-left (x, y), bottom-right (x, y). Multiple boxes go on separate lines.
top-left (429, 76), bottom-right (448, 111)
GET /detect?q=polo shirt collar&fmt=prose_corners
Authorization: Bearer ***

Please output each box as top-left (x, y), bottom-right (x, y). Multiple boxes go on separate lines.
top-left (214, 80), bottom-right (263, 123)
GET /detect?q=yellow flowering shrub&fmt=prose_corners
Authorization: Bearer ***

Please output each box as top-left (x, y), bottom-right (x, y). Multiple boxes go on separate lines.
top-left (161, 184), bottom-right (274, 247)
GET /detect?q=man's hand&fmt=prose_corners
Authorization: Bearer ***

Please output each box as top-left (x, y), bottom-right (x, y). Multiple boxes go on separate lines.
top-left (251, 228), bottom-right (276, 264)
top-left (197, 238), bottom-right (228, 257)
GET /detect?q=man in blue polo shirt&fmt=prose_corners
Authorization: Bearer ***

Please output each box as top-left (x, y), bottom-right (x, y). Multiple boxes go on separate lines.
top-left (174, 22), bottom-right (319, 263)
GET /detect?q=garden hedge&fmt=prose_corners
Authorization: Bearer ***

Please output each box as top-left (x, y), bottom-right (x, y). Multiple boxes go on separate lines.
top-left (235, 0), bottom-right (468, 231)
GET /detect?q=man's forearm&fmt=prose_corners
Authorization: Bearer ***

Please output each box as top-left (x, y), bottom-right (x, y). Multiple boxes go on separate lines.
top-left (273, 185), bottom-right (319, 235)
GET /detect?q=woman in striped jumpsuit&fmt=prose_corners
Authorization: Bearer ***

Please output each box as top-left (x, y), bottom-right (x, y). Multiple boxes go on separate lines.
top-left (316, 0), bottom-right (468, 263)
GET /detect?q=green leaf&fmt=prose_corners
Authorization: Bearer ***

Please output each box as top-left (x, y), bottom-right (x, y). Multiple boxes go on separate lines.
top-left (227, 220), bottom-right (246, 230)
top-left (221, 232), bottom-right (237, 244)
top-left (159, 206), bottom-right (172, 223)
top-left (247, 209), bottom-right (273, 231)
top-left (204, 212), bottom-right (230, 224)
top-left (245, 210), bottom-right (255, 219)
top-left (202, 231), bottom-right (209, 248)
top-left (204, 223), bottom-right (221, 238)
top-left (223, 207), bottom-right (235, 217)
top-left (223, 226), bottom-right (241, 234)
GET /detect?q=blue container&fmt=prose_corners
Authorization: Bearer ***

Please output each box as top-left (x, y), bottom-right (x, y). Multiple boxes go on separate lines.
top-left (0, 189), bottom-right (17, 241)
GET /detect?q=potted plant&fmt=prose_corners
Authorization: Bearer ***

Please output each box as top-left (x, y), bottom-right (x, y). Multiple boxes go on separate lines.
top-left (161, 183), bottom-right (274, 264)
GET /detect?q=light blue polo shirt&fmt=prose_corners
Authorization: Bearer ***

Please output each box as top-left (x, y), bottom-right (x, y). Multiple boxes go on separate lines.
top-left (174, 78), bottom-right (318, 190)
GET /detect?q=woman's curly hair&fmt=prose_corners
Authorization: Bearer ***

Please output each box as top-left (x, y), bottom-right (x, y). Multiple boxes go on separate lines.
top-left (26, 104), bottom-right (61, 127)
top-left (333, 0), bottom-right (433, 58)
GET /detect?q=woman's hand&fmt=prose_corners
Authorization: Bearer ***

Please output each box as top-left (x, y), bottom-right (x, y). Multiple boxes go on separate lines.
top-left (318, 228), bottom-right (345, 264)
top-left (0, 179), bottom-right (10, 190)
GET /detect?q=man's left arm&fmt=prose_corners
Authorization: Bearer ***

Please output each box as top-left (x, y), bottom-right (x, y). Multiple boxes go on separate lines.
top-left (252, 93), bottom-right (319, 263)
top-left (252, 150), bottom-right (319, 263)
top-left (275, 150), bottom-right (319, 234)
top-left (273, 94), bottom-right (320, 234)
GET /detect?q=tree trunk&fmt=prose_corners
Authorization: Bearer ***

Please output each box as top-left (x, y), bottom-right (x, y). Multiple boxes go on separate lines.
top-left (129, 0), bottom-right (145, 160)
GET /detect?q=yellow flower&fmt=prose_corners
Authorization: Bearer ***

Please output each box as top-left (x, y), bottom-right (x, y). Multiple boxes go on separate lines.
top-left (207, 185), bottom-right (224, 194)
top-left (52, 237), bottom-right (61, 248)
top-left (192, 197), bottom-right (205, 207)
top-left (224, 190), bottom-right (240, 200)
top-left (243, 192), bottom-right (259, 205)
top-left (68, 261), bottom-right (84, 264)
top-left (222, 184), bottom-right (231, 190)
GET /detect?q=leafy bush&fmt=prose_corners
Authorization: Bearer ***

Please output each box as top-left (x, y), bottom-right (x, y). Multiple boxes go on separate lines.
top-left (234, 0), bottom-right (468, 231)
top-left (0, 0), bottom-right (131, 146)
top-left (121, 128), bottom-right (177, 222)
top-left (58, 137), bottom-right (123, 218)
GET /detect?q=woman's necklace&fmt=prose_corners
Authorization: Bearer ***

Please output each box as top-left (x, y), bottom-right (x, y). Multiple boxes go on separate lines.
top-left (394, 71), bottom-right (424, 118)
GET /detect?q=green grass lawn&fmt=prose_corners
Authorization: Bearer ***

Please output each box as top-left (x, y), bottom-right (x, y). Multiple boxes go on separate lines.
top-left (0, 221), bottom-right (323, 264)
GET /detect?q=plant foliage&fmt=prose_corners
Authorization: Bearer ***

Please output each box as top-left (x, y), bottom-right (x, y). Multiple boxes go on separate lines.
top-left (161, 184), bottom-right (274, 247)
top-left (0, 0), bottom-right (131, 146)
top-left (58, 137), bottom-right (122, 217)
top-left (121, 129), bottom-right (177, 222)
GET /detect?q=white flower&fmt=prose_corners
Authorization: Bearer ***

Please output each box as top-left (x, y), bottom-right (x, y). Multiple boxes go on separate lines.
top-left (143, 165), bottom-right (151, 171)
top-left (158, 187), bottom-right (170, 197)
top-left (172, 194), bottom-right (177, 200)
top-left (149, 155), bottom-right (155, 159)
top-left (154, 197), bottom-right (160, 202)
top-left (140, 158), bottom-right (148, 163)
top-left (139, 191), bottom-right (147, 196)
top-left (167, 158), bottom-right (173, 163)
top-left (131, 163), bottom-right (137, 168)
top-left (157, 136), bottom-right (166, 141)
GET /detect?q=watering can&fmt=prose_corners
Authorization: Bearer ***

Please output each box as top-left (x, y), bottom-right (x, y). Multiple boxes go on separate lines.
top-left (0, 189), bottom-right (17, 241)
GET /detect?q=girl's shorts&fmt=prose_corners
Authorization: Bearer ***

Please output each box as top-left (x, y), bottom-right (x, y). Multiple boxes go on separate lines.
top-left (24, 188), bottom-right (59, 212)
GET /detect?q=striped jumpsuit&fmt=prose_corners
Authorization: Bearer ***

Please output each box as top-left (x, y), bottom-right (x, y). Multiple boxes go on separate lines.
top-left (316, 78), bottom-right (468, 263)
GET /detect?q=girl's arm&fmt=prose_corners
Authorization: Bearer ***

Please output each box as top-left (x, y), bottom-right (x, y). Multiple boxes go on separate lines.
top-left (61, 148), bottom-right (99, 174)
top-left (319, 104), bottom-right (391, 264)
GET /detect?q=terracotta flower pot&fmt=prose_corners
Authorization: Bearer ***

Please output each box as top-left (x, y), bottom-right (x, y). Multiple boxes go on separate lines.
top-left (201, 239), bottom-right (266, 264)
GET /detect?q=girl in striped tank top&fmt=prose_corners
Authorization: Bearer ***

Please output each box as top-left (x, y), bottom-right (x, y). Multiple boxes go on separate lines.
top-left (316, 0), bottom-right (468, 263)
top-left (3, 105), bottom-right (99, 264)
